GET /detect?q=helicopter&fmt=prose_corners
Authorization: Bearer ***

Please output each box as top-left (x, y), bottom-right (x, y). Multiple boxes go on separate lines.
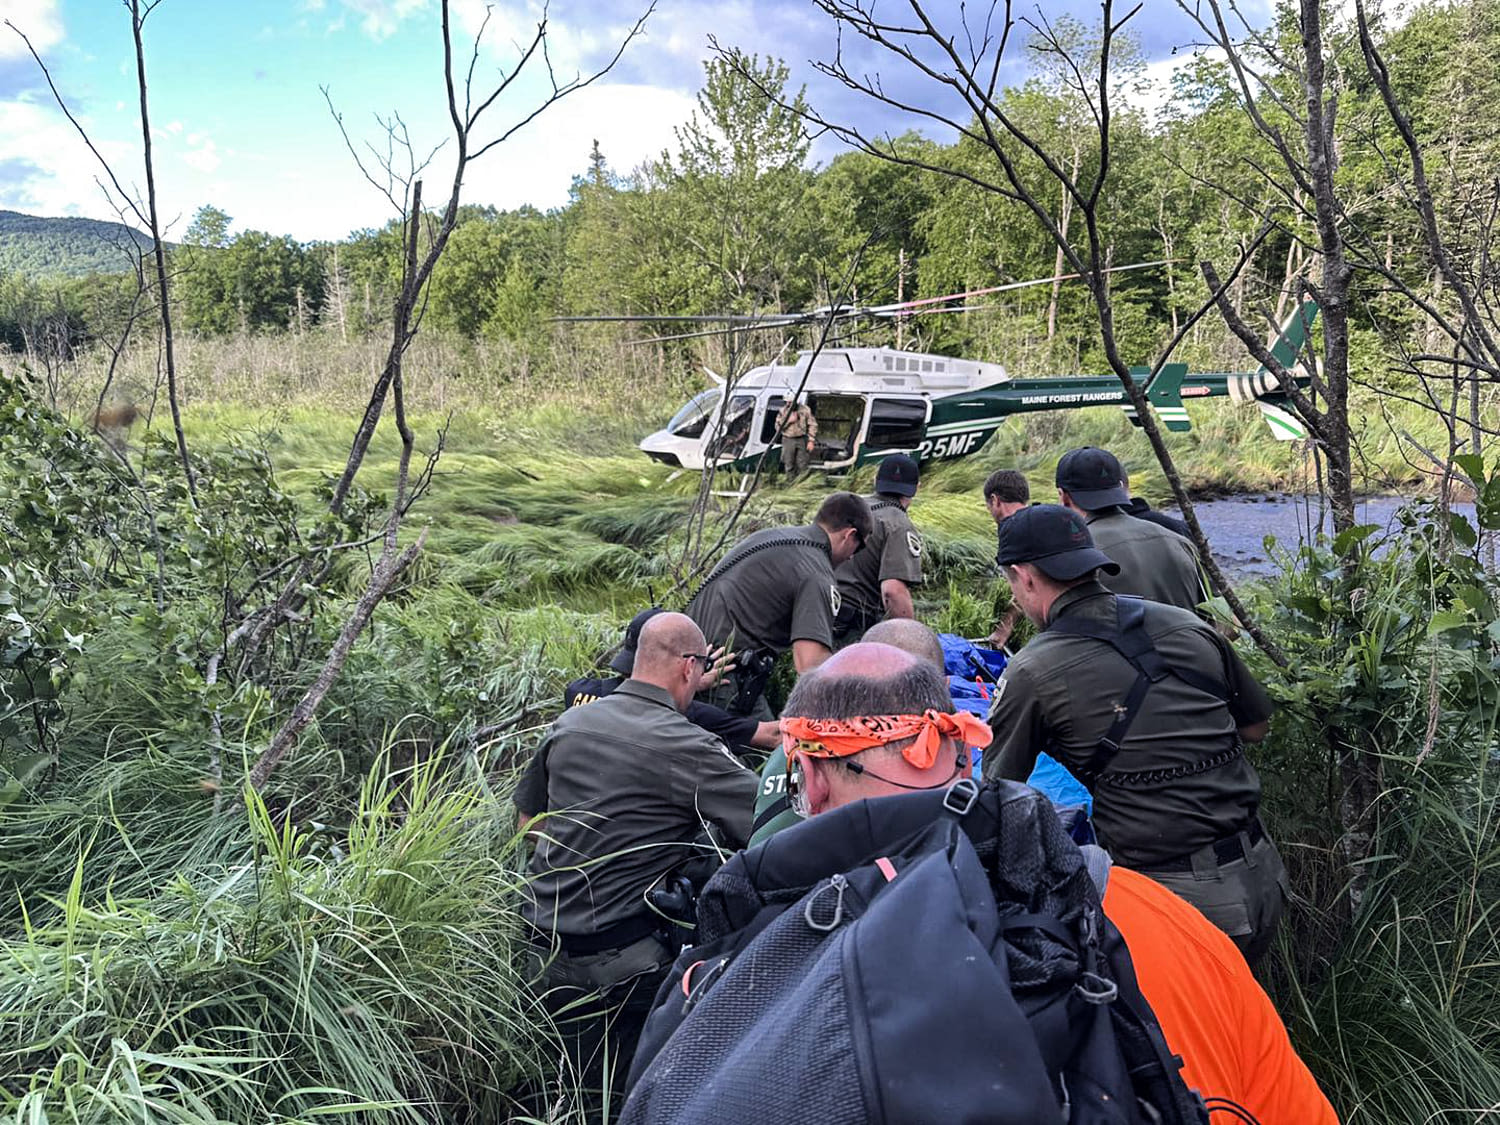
top-left (557, 270), bottom-right (1318, 476)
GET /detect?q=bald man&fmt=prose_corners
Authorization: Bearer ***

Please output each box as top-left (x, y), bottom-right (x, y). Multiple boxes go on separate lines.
top-left (748, 620), bottom-right (951, 847)
top-left (523, 612), bottom-right (757, 1114)
top-left (773, 644), bottom-right (1336, 1125)
top-left (862, 616), bottom-right (946, 670)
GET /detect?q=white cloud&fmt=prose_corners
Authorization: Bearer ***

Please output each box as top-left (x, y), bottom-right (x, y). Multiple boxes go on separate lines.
top-left (338, 0), bottom-right (430, 40)
top-left (183, 136), bottom-right (220, 174)
top-left (0, 96), bottom-right (142, 224)
top-left (254, 80), bottom-right (695, 241)
top-left (457, 81), bottom-right (695, 205)
top-left (0, 0), bottom-right (64, 61)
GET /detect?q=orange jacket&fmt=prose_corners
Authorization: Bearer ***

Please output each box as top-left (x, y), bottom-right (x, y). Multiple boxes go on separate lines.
top-left (1104, 868), bottom-right (1339, 1125)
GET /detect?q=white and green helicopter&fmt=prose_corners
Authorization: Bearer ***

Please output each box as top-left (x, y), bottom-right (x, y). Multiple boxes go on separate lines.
top-left (561, 272), bottom-right (1317, 475)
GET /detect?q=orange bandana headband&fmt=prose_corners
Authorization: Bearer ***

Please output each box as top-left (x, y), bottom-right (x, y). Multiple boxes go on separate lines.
top-left (782, 710), bottom-right (993, 771)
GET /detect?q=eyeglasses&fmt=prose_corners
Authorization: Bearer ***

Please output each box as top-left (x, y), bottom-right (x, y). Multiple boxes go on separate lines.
top-left (681, 652), bottom-right (714, 670)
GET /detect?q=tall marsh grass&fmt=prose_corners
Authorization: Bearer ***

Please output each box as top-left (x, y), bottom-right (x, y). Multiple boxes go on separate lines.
top-left (0, 750), bottom-right (564, 1123)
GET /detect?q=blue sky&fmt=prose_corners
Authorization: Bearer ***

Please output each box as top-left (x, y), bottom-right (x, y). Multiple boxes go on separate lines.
top-left (0, 0), bottom-right (1266, 243)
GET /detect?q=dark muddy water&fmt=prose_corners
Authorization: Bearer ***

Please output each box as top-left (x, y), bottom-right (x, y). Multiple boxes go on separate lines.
top-left (1164, 493), bottom-right (1479, 581)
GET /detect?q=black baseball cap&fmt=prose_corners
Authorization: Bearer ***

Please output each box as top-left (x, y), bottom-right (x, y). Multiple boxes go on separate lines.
top-left (610, 607), bottom-right (665, 673)
top-left (1055, 447), bottom-right (1129, 510)
top-left (996, 504), bottom-right (1120, 581)
top-left (875, 453), bottom-right (920, 497)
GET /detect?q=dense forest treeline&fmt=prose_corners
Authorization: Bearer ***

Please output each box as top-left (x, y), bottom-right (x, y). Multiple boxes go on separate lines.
top-left (6, 1), bottom-right (1500, 394)
top-left (0, 210), bottom-right (159, 279)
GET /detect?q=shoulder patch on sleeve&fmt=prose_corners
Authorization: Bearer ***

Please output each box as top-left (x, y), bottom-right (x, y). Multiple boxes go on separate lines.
top-left (829, 584), bottom-right (842, 617)
top-left (906, 530), bottom-right (923, 557)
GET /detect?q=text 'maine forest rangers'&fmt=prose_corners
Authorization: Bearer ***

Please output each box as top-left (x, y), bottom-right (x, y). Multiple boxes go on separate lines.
top-left (985, 505), bottom-right (1286, 966)
top-left (833, 453), bottom-right (924, 645)
top-left (685, 492), bottom-right (873, 719)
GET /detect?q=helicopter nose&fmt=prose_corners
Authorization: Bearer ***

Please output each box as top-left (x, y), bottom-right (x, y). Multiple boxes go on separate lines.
top-left (639, 429), bottom-right (701, 470)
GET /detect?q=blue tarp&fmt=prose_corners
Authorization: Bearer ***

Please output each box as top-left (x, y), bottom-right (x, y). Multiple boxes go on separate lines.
top-left (939, 633), bottom-right (1094, 819)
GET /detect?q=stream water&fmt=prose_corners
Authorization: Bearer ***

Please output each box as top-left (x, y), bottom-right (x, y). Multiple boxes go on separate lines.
top-left (1162, 493), bottom-right (1478, 581)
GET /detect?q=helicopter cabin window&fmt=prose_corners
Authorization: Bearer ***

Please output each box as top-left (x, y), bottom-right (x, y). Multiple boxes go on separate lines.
top-left (866, 397), bottom-right (928, 450)
top-left (666, 388), bottom-right (722, 439)
top-left (707, 395), bottom-right (756, 459)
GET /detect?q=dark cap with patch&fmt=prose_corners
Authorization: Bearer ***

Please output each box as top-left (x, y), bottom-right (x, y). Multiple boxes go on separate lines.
top-left (1056, 446), bottom-right (1129, 510)
top-left (996, 503), bottom-right (1120, 581)
top-left (610, 607), bottom-right (665, 674)
top-left (875, 453), bottom-right (920, 497)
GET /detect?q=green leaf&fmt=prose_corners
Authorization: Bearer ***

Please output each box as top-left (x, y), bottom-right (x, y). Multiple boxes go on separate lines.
top-left (1333, 523), bottom-right (1380, 554)
top-left (1454, 452), bottom-right (1486, 485)
top-left (1450, 512), bottom-right (1479, 548)
top-left (1428, 609), bottom-right (1470, 636)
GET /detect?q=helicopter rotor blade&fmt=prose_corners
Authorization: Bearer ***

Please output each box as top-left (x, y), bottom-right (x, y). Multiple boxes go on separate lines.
top-left (863, 259), bottom-right (1176, 316)
top-left (562, 259), bottom-right (1175, 341)
top-left (551, 313), bottom-right (796, 324)
top-left (626, 321), bottom-right (802, 346)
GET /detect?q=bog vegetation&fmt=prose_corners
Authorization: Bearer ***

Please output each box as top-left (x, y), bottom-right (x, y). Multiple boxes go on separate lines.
top-left (2, 0), bottom-right (1500, 1122)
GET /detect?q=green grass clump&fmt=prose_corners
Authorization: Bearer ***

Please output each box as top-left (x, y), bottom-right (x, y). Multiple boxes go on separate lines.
top-left (0, 752), bottom-right (561, 1123)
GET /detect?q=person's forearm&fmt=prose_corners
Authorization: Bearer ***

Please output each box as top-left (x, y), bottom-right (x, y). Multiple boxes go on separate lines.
top-left (792, 639), bottom-right (832, 674)
top-left (752, 720), bottom-right (782, 750)
top-left (881, 581), bottom-right (915, 619)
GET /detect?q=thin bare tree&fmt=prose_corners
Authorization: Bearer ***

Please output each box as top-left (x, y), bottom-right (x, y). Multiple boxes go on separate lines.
top-left (240, 0), bottom-right (651, 789)
top-left (6, 4), bottom-right (196, 502)
top-left (721, 2), bottom-right (1290, 666)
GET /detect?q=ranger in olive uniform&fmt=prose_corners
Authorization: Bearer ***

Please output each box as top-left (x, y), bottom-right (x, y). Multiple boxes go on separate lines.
top-left (524, 612), bottom-right (756, 1111)
top-left (514, 608), bottom-right (780, 832)
top-left (685, 492), bottom-right (873, 719)
top-left (833, 454), bottom-right (924, 645)
top-left (1118, 463), bottom-right (1192, 538)
top-left (1056, 446), bottom-right (1205, 613)
top-left (985, 505), bottom-right (1284, 965)
top-left (775, 397), bottom-right (818, 480)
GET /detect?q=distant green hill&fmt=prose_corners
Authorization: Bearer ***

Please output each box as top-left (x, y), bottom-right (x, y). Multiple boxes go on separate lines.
top-left (0, 210), bottom-right (162, 279)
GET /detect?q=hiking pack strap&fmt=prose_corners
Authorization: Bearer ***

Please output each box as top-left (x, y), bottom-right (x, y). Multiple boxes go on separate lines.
top-left (751, 795), bottom-right (792, 835)
top-left (1080, 844), bottom-right (1113, 896)
top-left (1047, 597), bottom-right (1232, 779)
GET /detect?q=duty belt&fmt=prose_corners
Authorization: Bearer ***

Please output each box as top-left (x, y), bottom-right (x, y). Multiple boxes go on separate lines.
top-left (1142, 817), bottom-right (1267, 873)
top-left (536, 913), bottom-right (661, 957)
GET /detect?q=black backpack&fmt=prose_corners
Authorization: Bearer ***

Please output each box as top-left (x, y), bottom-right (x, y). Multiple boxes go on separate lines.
top-left (621, 781), bottom-right (1207, 1125)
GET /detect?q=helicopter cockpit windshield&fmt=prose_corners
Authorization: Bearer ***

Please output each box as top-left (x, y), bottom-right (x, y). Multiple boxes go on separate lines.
top-left (666, 388), bottom-right (722, 439)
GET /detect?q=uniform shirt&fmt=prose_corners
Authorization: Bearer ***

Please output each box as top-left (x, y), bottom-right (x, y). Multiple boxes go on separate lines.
top-left (1105, 868), bottom-right (1340, 1124)
top-left (834, 493), bottom-right (923, 621)
top-left (523, 679), bottom-right (756, 936)
top-left (985, 581), bottom-right (1273, 868)
top-left (749, 745), bottom-right (799, 846)
top-left (1122, 496), bottom-right (1191, 539)
top-left (512, 674), bottom-right (760, 818)
top-left (686, 524), bottom-right (839, 655)
top-left (776, 402), bottom-right (816, 440)
top-left (1086, 508), bottom-right (1204, 612)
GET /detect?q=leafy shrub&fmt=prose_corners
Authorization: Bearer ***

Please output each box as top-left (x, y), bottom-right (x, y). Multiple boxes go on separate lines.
top-left (1239, 479), bottom-right (1500, 1122)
